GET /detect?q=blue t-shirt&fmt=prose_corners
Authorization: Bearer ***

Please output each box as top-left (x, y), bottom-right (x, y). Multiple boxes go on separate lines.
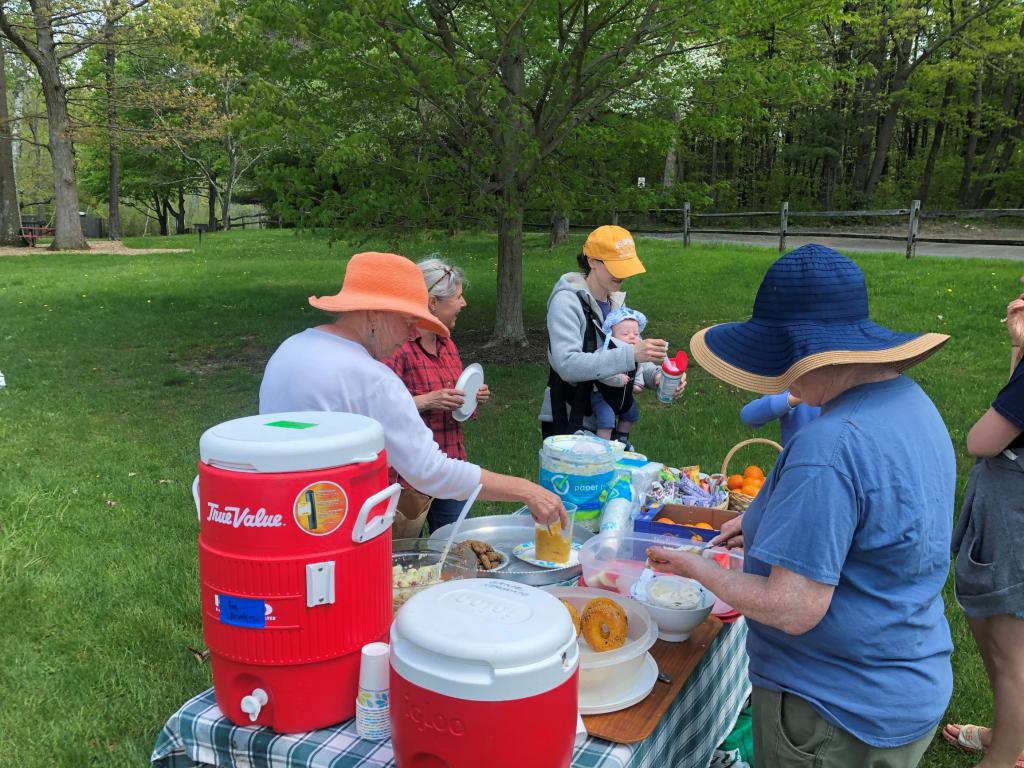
top-left (741, 376), bottom-right (954, 747)
top-left (993, 358), bottom-right (1024, 449)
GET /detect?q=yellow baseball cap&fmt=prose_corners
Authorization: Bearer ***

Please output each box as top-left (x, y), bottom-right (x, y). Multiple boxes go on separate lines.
top-left (582, 225), bottom-right (645, 279)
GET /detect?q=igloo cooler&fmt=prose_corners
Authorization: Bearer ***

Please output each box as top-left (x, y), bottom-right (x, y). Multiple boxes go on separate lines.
top-left (195, 411), bottom-right (400, 733)
top-left (390, 580), bottom-right (579, 768)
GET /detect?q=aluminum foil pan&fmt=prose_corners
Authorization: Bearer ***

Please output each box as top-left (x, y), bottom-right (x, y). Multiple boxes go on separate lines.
top-left (428, 511), bottom-right (593, 587)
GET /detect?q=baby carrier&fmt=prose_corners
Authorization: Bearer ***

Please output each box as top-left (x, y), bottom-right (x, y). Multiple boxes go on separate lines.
top-left (543, 291), bottom-right (636, 438)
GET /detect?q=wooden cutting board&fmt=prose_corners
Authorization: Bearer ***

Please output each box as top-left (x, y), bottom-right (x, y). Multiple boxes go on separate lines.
top-left (582, 616), bottom-right (724, 744)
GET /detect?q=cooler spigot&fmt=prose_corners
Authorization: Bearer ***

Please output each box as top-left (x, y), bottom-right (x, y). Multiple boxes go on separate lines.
top-left (239, 688), bottom-right (268, 722)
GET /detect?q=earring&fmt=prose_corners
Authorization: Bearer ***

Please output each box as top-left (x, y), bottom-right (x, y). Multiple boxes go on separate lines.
top-left (369, 326), bottom-right (376, 345)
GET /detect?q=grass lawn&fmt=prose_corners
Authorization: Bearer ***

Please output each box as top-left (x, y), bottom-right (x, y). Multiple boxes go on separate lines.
top-left (0, 228), bottom-right (1017, 766)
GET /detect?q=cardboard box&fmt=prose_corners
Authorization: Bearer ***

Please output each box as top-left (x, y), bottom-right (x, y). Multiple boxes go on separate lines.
top-left (634, 503), bottom-right (739, 543)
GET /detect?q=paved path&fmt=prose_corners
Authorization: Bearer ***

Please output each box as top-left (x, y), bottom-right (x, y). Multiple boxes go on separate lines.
top-left (644, 231), bottom-right (1024, 260)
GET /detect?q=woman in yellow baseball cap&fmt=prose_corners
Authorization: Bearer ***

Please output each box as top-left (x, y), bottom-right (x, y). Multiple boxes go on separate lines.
top-left (260, 250), bottom-right (566, 528)
top-left (539, 225), bottom-right (681, 438)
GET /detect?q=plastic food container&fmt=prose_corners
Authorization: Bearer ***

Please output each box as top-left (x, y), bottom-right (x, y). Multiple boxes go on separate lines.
top-left (546, 586), bottom-right (657, 714)
top-left (630, 576), bottom-right (715, 642)
top-left (391, 538), bottom-right (477, 614)
top-left (580, 531), bottom-right (743, 598)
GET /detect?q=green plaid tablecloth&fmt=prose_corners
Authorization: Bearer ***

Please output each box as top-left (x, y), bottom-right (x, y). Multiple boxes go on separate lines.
top-left (152, 620), bottom-right (748, 768)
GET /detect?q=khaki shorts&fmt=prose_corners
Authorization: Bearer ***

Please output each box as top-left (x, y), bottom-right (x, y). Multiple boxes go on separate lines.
top-left (751, 687), bottom-right (934, 768)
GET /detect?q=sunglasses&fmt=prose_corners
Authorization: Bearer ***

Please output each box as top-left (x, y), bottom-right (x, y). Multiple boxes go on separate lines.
top-left (427, 266), bottom-right (454, 294)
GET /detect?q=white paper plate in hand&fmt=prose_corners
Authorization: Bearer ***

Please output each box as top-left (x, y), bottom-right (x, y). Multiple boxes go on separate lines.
top-left (452, 363), bottom-right (484, 422)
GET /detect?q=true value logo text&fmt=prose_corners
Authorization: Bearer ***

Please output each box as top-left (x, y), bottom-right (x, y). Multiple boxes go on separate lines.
top-left (206, 502), bottom-right (284, 529)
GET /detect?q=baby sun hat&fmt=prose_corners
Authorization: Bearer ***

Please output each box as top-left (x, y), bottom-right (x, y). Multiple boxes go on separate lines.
top-left (601, 306), bottom-right (648, 349)
top-left (308, 251), bottom-right (449, 338)
top-left (689, 243), bottom-right (949, 393)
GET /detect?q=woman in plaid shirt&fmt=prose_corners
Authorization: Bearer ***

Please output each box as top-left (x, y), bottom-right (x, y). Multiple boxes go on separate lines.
top-left (384, 258), bottom-right (490, 533)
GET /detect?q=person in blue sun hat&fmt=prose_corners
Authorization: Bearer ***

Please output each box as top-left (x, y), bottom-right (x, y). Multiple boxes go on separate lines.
top-left (648, 243), bottom-right (954, 768)
top-left (589, 306), bottom-right (667, 450)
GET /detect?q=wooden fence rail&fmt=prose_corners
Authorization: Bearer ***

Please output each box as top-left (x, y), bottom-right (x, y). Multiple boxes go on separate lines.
top-left (226, 212), bottom-right (281, 229)
top-left (525, 203), bottom-right (1024, 258)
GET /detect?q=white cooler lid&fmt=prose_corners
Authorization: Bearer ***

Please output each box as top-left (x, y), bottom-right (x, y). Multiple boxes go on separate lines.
top-left (199, 411), bottom-right (385, 473)
top-left (391, 580), bottom-right (578, 701)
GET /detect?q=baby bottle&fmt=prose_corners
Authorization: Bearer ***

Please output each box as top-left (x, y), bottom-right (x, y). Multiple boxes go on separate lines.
top-left (657, 351), bottom-right (688, 404)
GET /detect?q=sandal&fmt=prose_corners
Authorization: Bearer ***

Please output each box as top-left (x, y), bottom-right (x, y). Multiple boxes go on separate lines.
top-left (942, 724), bottom-right (1024, 768)
top-left (942, 723), bottom-right (985, 755)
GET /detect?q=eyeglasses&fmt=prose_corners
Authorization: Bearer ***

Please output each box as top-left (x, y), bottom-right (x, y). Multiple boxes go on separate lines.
top-left (427, 266), bottom-right (454, 294)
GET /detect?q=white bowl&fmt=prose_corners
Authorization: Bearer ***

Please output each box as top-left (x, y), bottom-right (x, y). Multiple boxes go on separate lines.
top-left (546, 586), bottom-right (657, 713)
top-left (630, 576), bottom-right (715, 642)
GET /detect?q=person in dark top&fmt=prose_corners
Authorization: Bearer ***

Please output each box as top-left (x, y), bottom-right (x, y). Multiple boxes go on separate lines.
top-left (945, 276), bottom-right (1024, 768)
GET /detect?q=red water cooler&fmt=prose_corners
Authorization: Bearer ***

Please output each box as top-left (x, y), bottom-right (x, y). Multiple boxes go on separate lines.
top-left (195, 411), bottom-right (399, 733)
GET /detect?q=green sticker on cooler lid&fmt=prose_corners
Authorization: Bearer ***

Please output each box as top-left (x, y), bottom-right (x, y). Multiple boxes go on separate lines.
top-left (264, 420), bottom-right (318, 429)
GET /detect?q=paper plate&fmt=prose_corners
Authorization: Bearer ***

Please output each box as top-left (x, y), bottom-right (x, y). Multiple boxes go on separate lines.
top-left (512, 541), bottom-right (582, 569)
top-left (476, 550), bottom-right (510, 573)
top-left (452, 363), bottom-right (484, 422)
top-left (578, 652), bottom-right (658, 715)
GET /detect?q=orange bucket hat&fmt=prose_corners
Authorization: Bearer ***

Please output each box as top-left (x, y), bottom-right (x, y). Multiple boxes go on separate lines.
top-left (309, 252), bottom-right (450, 338)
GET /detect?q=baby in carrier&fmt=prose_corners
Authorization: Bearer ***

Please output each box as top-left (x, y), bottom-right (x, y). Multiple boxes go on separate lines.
top-left (591, 307), bottom-right (657, 450)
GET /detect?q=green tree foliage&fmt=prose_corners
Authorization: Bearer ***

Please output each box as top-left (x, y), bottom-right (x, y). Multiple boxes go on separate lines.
top-left (216, 0), bottom-right (795, 342)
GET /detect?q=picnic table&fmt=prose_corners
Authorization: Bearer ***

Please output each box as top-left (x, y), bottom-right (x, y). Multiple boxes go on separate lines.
top-left (152, 620), bottom-right (749, 768)
top-left (19, 224), bottom-right (54, 246)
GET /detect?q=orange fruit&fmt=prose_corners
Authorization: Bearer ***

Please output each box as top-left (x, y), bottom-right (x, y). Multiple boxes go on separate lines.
top-left (726, 474), bottom-right (746, 490)
top-left (741, 483), bottom-right (761, 497)
top-left (745, 476), bottom-right (764, 488)
top-left (743, 465), bottom-right (765, 479)
top-left (655, 517), bottom-right (677, 525)
top-left (693, 522), bottom-right (714, 530)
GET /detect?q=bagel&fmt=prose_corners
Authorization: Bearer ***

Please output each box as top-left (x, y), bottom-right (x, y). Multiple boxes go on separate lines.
top-left (580, 597), bottom-right (628, 652)
top-left (560, 599), bottom-right (581, 635)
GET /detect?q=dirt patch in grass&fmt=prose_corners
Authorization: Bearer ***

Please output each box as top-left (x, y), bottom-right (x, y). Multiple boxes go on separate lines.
top-left (454, 327), bottom-right (550, 365)
top-left (0, 240), bottom-right (192, 257)
top-left (176, 335), bottom-right (271, 377)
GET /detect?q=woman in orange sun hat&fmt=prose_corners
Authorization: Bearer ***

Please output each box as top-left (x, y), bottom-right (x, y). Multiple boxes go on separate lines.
top-left (259, 251), bottom-right (566, 528)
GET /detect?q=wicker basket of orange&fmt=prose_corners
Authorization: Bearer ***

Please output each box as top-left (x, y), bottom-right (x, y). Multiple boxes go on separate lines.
top-left (720, 438), bottom-right (783, 512)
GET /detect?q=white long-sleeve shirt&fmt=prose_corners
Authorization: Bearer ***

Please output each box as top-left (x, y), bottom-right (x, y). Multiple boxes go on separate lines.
top-left (259, 328), bottom-right (481, 500)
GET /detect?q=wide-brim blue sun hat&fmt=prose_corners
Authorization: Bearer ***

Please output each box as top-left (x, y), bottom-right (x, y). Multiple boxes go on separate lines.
top-left (689, 244), bottom-right (949, 394)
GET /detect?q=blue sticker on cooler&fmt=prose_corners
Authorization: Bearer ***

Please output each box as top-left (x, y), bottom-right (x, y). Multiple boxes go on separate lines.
top-left (219, 595), bottom-right (266, 628)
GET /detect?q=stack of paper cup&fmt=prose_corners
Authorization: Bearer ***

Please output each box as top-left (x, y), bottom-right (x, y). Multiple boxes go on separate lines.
top-left (355, 642), bottom-right (391, 740)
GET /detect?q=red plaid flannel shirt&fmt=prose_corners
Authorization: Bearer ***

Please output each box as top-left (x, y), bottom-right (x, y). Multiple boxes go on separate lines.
top-left (383, 334), bottom-right (467, 484)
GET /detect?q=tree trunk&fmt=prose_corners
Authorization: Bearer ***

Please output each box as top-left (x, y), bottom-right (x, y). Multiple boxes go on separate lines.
top-left (916, 79), bottom-right (954, 206)
top-left (175, 186), bottom-right (186, 234)
top-left (220, 131), bottom-right (239, 229)
top-left (494, 185), bottom-right (526, 344)
top-left (967, 25), bottom-right (1023, 206)
top-left (104, 17), bottom-right (121, 241)
top-left (157, 195), bottom-right (168, 235)
top-left (863, 35), bottom-right (912, 197)
top-left (662, 143), bottom-right (677, 187)
top-left (851, 32), bottom-right (888, 195)
top-left (490, 18), bottom-right (528, 345)
top-left (208, 181), bottom-right (218, 230)
top-left (22, 7), bottom-right (88, 250)
top-left (0, 44), bottom-right (23, 246)
top-left (959, 68), bottom-right (984, 207)
top-left (863, 87), bottom-right (905, 196)
top-left (549, 214), bottom-right (569, 246)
